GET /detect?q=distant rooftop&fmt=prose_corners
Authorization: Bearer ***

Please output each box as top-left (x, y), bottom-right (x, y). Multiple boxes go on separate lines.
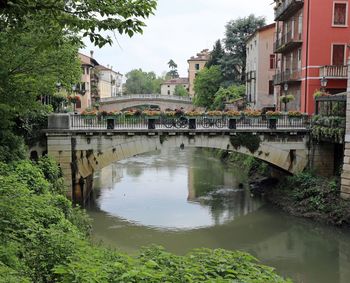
top-left (188, 49), bottom-right (210, 62)
top-left (162, 77), bottom-right (189, 85)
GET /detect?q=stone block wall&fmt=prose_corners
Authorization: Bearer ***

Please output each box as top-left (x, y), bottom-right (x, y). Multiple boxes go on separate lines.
top-left (340, 60), bottom-right (350, 199)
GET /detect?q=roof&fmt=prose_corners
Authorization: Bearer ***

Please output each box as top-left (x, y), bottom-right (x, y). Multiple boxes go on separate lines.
top-left (96, 64), bottom-right (121, 75)
top-left (161, 77), bottom-right (189, 85)
top-left (78, 53), bottom-right (99, 66)
top-left (246, 23), bottom-right (276, 43)
top-left (187, 49), bottom-right (210, 62)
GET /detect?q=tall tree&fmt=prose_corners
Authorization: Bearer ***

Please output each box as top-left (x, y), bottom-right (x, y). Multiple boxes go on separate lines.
top-left (193, 66), bottom-right (222, 109)
top-left (167, 59), bottom-right (179, 79)
top-left (206, 40), bottom-right (225, 68)
top-left (224, 14), bottom-right (265, 83)
top-left (124, 69), bottom-right (164, 94)
top-left (0, 0), bottom-right (157, 47)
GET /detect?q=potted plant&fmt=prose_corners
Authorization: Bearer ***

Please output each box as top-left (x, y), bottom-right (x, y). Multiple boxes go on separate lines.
top-left (266, 111), bottom-right (282, 129)
top-left (142, 110), bottom-right (161, 118)
top-left (81, 109), bottom-right (97, 119)
top-left (67, 95), bottom-right (81, 112)
top-left (185, 110), bottom-right (202, 129)
top-left (206, 110), bottom-right (223, 119)
top-left (224, 110), bottom-right (241, 129)
top-left (280, 94), bottom-right (295, 112)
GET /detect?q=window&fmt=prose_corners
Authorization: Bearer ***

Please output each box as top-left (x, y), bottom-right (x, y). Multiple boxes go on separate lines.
top-left (332, 44), bottom-right (345, 65)
top-left (168, 85), bottom-right (170, 88)
top-left (195, 64), bottom-right (200, 70)
top-left (86, 67), bottom-right (90, 75)
top-left (269, 80), bottom-right (274, 95)
top-left (269, 55), bottom-right (275, 69)
top-left (167, 90), bottom-right (170, 95)
top-left (333, 3), bottom-right (347, 26)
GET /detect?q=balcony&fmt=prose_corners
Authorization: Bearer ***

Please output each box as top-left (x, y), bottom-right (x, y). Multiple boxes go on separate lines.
top-left (319, 65), bottom-right (348, 79)
top-left (274, 30), bottom-right (302, 53)
top-left (245, 71), bottom-right (256, 82)
top-left (273, 68), bottom-right (302, 85)
top-left (275, 0), bottom-right (304, 21)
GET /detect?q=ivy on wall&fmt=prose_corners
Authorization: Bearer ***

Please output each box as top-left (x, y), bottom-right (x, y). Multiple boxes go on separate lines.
top-left (311, 116), bottom-right (345, 143)
top-left (230, 133), bottom-right (261, 153)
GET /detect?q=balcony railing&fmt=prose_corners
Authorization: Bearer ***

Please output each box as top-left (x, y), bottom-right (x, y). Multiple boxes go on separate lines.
top-left (245, 71), bottom-right (256, 82)
top-left (274, 30), bottom-right (302, 53)
top-left (273, 68), bottom-right (302, 85)
top-left (319, 65), bottom-right (348, 79)
top-left (275, 0), bottom-right (304, 21)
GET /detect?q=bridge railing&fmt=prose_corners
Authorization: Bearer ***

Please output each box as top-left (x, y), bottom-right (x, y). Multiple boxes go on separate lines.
top-left (100, 94), bottom-right (193, 103)
top-left (69, 114), bottom-right (310, 130)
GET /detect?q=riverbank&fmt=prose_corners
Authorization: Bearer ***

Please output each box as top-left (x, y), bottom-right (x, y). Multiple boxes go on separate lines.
top-left (265, 173), bottom-right (350, 227)
top-left (212, 149), bottom-right (350, 227)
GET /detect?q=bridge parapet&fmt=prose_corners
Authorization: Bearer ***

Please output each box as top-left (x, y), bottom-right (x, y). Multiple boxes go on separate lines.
top-left (100, 94), bottom-right (193, 103)
top-left (48, 113), bottom-right (310, 132)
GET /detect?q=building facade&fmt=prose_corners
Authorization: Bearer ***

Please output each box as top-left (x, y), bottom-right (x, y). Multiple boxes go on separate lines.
top-left (96, 65), bottom-right (123, 99)
top-left (274, 0), bottom-right (350, 113)
top-left (187, 49), bottom-right (210, 96)
top-left (77, 52), bottom-right (99, 111)
top-left (246, 23), bottom-right (276, 110)
top-left (160, 78), bottom-right (189, 96)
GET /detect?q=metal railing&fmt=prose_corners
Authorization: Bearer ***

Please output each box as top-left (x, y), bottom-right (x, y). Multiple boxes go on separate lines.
top-left (274, 30), bottom-right (302, 52)
top-left (319, 65), bottom-right (348, 78)
top-left (69, 114), bottom-right (310, 131)
top-left (275, 0), bottom-right (304, 20)
top-left (100, 94), bottom-right (193, 103)
top-left (273, 68), bottom-right (302, 84)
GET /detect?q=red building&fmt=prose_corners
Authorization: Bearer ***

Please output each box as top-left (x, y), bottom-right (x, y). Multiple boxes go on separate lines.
top-left (274, 0), bottom-right (350, 113)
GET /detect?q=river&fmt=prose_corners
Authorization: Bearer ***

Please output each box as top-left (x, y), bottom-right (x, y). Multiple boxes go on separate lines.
top-left (86, 148), bottom-right (350, 283)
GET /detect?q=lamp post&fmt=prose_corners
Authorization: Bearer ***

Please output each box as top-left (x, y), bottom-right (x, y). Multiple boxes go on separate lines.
top-left (320, 76), bottom-right (328, 92)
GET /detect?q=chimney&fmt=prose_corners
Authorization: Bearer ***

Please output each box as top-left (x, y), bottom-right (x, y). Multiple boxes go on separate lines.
top-left (110, 66), bottom-right (113, 70)
top-left (107, 64), bottom-right (110, 69)
top-left (90, 50), bottom-right (94, 58)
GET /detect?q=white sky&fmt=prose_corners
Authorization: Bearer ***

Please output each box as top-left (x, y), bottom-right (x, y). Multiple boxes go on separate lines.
top-left (81, 0), bottom-right (274, 78)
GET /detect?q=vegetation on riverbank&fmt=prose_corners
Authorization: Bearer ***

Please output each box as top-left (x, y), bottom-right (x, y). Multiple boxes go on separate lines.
top-left (212, 149), bottom-right (350, 227)
top-left (0, 157), bottom-right (291, 282)
top-left (265, 172), bottom-right (350, 227)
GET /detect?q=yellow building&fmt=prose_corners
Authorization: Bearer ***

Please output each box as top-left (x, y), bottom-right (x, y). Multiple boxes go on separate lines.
top-left (187, 49), bottom-right (210, 96)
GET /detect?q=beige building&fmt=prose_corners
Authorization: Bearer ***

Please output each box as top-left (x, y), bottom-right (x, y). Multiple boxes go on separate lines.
top-left (160, 78), bottom-right (189, 96)
top-left (96, 65), bottom-right (123, 99)
top-left (187, 49), bottom-right (210, 96)
top-left (77, 52), bottom-right (123, 111)
top-left (245, 23), bottom-right (276, 110)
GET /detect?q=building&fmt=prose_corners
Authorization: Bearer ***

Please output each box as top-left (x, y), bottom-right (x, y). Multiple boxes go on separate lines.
top-left (187, 49), bottom-right (210, 96)
top-left (77, 52), bottom-right (99, 111)
top-left (160, 77), bottom-right (189, 96)
top-left (96, 65), bottom-right (123, 99)
top-left (273, 0), bottom-right (350, 113)
top-left (246, 23), bottom-right (276, 110)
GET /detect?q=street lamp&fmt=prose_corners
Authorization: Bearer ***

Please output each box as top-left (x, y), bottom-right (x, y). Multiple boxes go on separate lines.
top-left (283, 83), bottom-right (288, 93)
top-left (320, 76), bottom-right (328, 92)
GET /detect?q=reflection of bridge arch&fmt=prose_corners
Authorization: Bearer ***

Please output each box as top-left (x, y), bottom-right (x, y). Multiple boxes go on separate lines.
top-left (99, 94), bottom-right (198, 112)
top-left (47, 129), bottom-right (309, 203)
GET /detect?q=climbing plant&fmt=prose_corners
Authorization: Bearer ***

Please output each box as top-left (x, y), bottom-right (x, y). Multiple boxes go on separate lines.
top-left (230, 133), bottom-right (261, 153)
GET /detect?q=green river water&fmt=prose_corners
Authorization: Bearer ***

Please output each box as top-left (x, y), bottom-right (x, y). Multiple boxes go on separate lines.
top-left (86, 148), bottom-right (350, 283)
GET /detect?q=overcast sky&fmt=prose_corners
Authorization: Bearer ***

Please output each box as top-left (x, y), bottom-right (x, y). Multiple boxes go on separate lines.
top-left (81, 0), bottom-right (274, 78)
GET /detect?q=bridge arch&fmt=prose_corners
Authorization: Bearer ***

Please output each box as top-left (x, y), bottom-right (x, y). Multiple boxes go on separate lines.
top-left (47, 132), bottom-right (309, 203)
top-left (99, 94), bottom-right (199, 112)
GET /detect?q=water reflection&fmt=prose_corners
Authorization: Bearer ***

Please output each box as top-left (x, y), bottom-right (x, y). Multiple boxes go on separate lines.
top-left (89, 148), bottom-right (261, 230)
top-left (87, 148), bottom-right (350, 283)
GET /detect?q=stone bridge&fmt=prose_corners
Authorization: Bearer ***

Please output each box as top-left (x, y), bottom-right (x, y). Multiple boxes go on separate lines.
top-left (45, 113), bottom-right (335, 204)
top-left (99, 94), bottom-right (199, 112)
